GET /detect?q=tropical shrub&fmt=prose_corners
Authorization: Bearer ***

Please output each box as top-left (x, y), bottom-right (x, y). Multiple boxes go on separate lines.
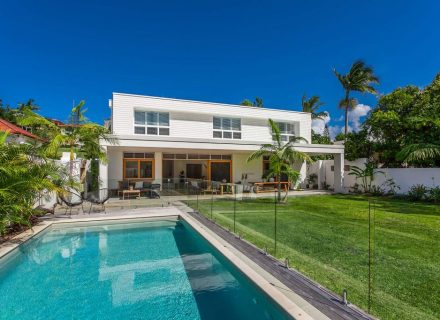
top-left (428, 186), bottom-right (440, 203)
top-left (0, 132), bottom-right (69, 236)
top-left (370, 185), bottom-right (385, 196)
top-left (382, 178), bottom-right (400, 195)
top-left (348, 163), bottom-right (384, 193)
top-left (307, 173), bottom-right (318, 188)
top-left (407, 184), bottom-right (428, 201)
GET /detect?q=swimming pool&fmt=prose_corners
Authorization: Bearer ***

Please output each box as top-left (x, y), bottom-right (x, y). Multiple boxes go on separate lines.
top-left (0, 218), bottom-right (293, 319)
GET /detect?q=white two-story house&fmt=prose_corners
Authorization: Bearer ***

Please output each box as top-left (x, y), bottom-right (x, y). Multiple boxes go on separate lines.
top-left (99, 93), bottom-right (345, 192)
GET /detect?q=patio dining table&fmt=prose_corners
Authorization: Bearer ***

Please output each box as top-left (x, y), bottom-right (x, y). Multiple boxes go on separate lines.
top-left (122, 189), bottom-right (141, 200)
top-left (219, 183), bottom-right (235, 195)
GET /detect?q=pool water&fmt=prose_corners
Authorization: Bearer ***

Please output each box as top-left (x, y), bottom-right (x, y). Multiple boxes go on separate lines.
top-left (0, 219), bottom-right (292, 319)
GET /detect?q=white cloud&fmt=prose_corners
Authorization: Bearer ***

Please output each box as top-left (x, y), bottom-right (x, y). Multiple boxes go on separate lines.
top-left (311, 112), bottom-right (330, 135)
top-left (348, 104), bottom-right (371, 132)
top-left (328, 125), bottom-right (341, 139)
top-left (312, 104), bottom-right (370, 140)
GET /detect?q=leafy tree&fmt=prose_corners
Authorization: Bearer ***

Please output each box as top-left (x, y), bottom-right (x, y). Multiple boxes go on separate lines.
top-left (365, 73), bottom-right (440, 167)
top-left (333, 60), bottom-right (379, 138)
top-left (0, 98), bottom-right (40, 124)
top-left (301, 94), bottom-right (326, 120)
top-left (240, 99), bottom-right (253, 106)
top-left (312, 128), bottom-right (332, 145)
top-left (240, 97), bottom-right (264, 107)
top-left (311, 127), bottom-right (333, 160)
top-left (344, 129), bottom-right (374, 161)
top-left (0, 100), bottom-right (16, 123)
top-left (247, 119), bottom-right (312, 202)
top-left (335, 132), bottom-right (345, 141)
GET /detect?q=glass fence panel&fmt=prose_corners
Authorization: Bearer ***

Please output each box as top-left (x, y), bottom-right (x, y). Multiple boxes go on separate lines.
top-left (234, 189), bottom-right (277, 255)
top-left (372, 199), bottom-right (440, 320)
top-left (277, 195), bottom-right (370, 312)
top-left (208, 183), bottom-right (235, 231)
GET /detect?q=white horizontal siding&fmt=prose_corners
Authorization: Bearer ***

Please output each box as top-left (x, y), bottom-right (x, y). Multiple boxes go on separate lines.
top-left (112, 94), bottom-right (135, 135)
top-left (169, 112), bottom-right (212, 139)
top-left (111, 93), bottom-right (311, 142)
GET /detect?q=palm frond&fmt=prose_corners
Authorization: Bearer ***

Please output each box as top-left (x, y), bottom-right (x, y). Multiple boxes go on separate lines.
top-left (268, 119), bottom-right (282, 146)
top-left (397, 143), bottom-right (440, 162)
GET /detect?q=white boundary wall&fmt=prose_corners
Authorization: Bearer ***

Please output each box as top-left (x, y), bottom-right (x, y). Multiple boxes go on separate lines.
top-left (373, 168), bottom-right (440, 194)
top-left (310, 158), bottom-right (440, 194)
top-left (308, 158), bottom-right (367, 191)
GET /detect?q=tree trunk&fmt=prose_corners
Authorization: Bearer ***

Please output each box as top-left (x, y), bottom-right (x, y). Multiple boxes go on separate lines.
top-left (277, 174), bottom-right (281, 202)
top-left (344, 90), bottom-right (350, 140)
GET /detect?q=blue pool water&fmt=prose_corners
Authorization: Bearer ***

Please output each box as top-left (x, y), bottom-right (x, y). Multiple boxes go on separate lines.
top-left (0, 219), bottom-right (292, 319)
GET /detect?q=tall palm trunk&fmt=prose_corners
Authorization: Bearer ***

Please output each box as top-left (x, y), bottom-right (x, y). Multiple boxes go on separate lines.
top-left (344, 90), bottom-right (350, 140)
top-left (277, 174), bottom-right (281, 202)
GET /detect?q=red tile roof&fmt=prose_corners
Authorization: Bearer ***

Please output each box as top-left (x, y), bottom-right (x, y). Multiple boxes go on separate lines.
top-left (0, 118), bottom-right (43, 141)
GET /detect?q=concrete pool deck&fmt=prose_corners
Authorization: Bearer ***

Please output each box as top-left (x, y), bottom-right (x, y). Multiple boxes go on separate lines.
top-left (0, 204), bottom-right (373, 320)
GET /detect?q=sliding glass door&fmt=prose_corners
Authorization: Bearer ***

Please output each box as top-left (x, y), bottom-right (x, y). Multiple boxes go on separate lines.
top-left (209, 161), bottom-right (232, 182)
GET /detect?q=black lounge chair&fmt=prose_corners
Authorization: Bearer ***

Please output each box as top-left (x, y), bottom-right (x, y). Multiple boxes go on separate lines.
top-left (87, 188), bottom-right (109, 214)
top-left (59, 189), bottom-right (84, 216)
top-left (150, 183), bottom-right (161, 198)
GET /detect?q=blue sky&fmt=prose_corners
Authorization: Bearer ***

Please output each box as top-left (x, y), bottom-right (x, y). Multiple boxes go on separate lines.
top-left (1, 0), bottom-right (439, 136)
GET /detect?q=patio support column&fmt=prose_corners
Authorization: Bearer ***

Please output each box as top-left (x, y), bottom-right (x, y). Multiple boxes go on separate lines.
top-left (316, 160), bottom-right (323, 189)
top-left (334, 153), bottom-right (345, 193)
top-left (299, 161), bottom-right (307, 189)
top-left (99, 146), bottom-right (108, 189)
top-left (154, 151), bottom-right (163, 187)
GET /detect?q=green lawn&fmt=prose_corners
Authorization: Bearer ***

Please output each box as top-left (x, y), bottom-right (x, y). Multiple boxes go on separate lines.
top-left (185, 195), bottom-right (440, 320)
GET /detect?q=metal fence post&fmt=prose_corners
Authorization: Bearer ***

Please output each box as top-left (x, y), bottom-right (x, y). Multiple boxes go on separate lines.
top-left (210, 182), bottom-right (214, 220)
top-left (233, 185), bottom-right (236, 233)
top-left (274, 190), bottom-right (277, 256)
top-left (368, 200), bottom-right (375, 313)
top-left (368, 200), bottom-right (371, 312)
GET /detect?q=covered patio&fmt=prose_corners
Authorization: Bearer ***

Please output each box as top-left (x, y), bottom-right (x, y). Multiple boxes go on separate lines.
top-left (99, 137), bottom-right (346, 198)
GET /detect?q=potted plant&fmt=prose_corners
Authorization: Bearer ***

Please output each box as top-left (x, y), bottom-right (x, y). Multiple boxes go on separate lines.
top-left (307, 173), bottom-right (318, 189)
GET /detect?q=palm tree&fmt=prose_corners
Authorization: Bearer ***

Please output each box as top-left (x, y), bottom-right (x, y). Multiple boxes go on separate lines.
top-left (333, 60), bottom-right (379, 139)
top-left (18, 101), bottom-right (116, 179)
top-left (18, 98), bottom-right (39, 112)
top-left (247, 119), bottom-right (312, 202)
top-left (397, 143), bottom-right (440, 163)
top-left (254, 97), bottom-right (263, 108)
top-left (301, 94), bottom-right (327, 120)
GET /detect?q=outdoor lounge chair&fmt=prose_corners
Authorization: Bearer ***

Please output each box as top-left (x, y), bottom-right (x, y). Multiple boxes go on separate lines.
top-left (59, 189), bottom-right (84, 216)
top-left (118, 180), bottom-right (130, 197)
top-left (86, 188), bottom-right (109, 214)
top-left (150, 183), bottom-right (161, 198)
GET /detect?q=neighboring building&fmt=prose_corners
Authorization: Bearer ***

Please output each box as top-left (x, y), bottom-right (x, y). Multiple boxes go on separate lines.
top-left (0, 118), bottom-right (43, 143)
top-left (100, 93), bottom-right (345, 192)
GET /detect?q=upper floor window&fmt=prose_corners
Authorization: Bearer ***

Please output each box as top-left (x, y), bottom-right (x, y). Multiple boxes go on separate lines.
top-left (213, 117), bottom-right (241, 139)
top-left (275, 122), bottom-right (296, 141)
top-left (134, 111), bottom-right (169, 136)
